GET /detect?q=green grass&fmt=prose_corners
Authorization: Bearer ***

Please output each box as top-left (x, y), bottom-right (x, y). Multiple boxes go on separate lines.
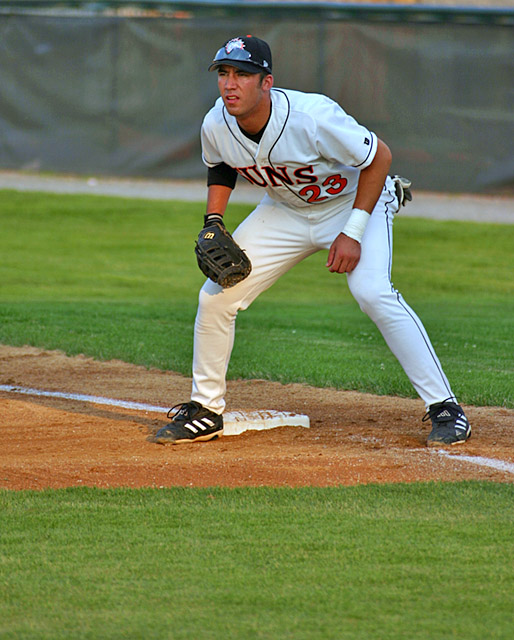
top-left (1, 190), bottom-right (513, 639)
top-left (0, 189), bottom-right (512, 406)
top-left (1, 482), bottom-right (513, 640)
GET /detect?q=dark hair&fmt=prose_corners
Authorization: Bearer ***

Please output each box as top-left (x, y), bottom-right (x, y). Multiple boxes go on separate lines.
top-left (258, 70), bottom-right (272, 83)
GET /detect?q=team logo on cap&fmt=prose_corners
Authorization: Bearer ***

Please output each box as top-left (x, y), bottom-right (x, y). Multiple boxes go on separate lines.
top-left (225, 38), bottom-right (246, 54)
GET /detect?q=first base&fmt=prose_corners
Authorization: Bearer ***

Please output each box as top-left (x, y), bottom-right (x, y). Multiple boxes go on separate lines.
top-left (223, 410), bottom-right (310, 436)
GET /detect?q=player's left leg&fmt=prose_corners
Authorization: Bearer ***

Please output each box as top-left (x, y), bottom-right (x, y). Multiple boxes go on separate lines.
top-left (348, 187), bottom-right (456, 407)
top-left (317, 180), bottom-right (470, 445)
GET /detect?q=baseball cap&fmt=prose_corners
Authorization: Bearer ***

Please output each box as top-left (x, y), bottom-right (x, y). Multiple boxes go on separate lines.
top-left (208, 35), bottom-right (272, 74)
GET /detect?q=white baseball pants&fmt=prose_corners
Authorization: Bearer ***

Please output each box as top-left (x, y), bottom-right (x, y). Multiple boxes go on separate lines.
top-left (191, 186), bottom-right (456, 414)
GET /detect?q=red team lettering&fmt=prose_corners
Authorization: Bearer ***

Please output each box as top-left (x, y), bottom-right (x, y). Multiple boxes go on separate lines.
top-left (235, 164), bottom-right (348, 201)
top-left (262, 165), bottom-right (293, 186)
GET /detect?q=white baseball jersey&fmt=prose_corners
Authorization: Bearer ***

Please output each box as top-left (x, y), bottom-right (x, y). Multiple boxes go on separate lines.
top-left (201, 88), bottom-right (378, 212)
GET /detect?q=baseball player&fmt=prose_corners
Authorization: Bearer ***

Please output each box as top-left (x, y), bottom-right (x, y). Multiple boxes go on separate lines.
top-left (153, 35), bottom-right (471, 447)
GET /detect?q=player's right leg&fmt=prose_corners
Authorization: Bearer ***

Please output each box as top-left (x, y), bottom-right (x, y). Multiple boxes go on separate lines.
top-left (192, 198), bottom-right (317, 412)
top-left (153, 198), bottom-right (316, 444)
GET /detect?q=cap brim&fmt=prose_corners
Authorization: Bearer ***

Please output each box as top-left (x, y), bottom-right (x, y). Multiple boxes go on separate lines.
top-left (208, 59), bottom-right (267, 74)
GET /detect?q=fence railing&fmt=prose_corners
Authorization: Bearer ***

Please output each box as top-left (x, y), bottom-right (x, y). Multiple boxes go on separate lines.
top-left (1, 1), bottom-right (513, 191)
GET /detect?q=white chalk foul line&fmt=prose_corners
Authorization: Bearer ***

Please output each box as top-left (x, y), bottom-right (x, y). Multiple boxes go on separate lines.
top-left (0, 384), bottom-right (310, 435)
top-left (435, 449), bottom-right (514, 475)
top-left (0, 384), bottom-right (168, 413)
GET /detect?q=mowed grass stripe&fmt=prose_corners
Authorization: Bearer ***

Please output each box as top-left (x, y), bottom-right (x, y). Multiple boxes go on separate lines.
top-left (0, 482), bottom-right (513, 639)
top-left (0, 190), bottom-right (512, 406)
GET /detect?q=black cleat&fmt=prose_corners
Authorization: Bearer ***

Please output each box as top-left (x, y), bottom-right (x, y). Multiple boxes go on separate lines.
top-left (423, 398), bottom-right (471, 447)
top-left (152, 401), bottom-right (223, 445)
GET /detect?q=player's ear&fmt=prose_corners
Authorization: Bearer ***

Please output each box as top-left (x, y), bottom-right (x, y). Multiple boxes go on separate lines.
top-left (261, 73), bottom-right (273, 90)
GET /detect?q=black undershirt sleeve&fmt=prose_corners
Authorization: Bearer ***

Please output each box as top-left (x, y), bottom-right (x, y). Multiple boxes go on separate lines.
top-left (207, 162), bottom-right (238, 189)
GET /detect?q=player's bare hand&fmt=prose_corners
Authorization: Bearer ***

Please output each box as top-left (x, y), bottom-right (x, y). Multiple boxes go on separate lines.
top-left (326, 233), bottom-right (361, 273)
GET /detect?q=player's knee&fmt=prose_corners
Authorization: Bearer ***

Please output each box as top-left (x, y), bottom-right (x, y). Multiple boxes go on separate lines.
top-left (198, 282), bottom-right (226, 313)
top-left (197, 280), bottom-right (243, 317)
top-left (348, 273), bottom-right (390, 317)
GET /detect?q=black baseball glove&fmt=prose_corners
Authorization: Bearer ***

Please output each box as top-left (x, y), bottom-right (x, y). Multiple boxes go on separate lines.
top-left (195, 215), bottom-right (252, 289)
top-left (392, 175), bottom-right (413, 207)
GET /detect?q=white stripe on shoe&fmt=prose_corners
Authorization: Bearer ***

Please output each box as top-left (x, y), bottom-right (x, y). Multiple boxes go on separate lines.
top-left (455, 417), bottom-right (469, 432)
top-left (189, 418), bottom-right (217, 432)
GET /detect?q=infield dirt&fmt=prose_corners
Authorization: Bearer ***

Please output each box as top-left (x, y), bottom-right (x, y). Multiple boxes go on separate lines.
top-left (1, 345), bottom-right (512, 490)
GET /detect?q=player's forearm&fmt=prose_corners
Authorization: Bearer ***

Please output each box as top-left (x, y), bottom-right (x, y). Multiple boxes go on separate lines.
top-left (340, 139), bottom-right (392, 244)
top-left (353, 139), bottom-right (392, 213)
top-left (206, 184), bottom-right (233, 216)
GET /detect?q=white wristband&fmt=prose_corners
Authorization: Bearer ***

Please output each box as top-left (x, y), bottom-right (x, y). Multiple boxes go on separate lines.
top-left (342, 208), bottom-right (370, 243)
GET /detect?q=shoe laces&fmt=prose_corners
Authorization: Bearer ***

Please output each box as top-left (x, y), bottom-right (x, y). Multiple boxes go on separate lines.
top-left (422, 397), bottom-right (460, 423)
top-left (167, 401), bottom-right (201, 421)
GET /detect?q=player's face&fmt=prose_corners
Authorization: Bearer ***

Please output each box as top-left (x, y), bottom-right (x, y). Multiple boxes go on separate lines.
top-left (217, 65), bottom-right (272, 129)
